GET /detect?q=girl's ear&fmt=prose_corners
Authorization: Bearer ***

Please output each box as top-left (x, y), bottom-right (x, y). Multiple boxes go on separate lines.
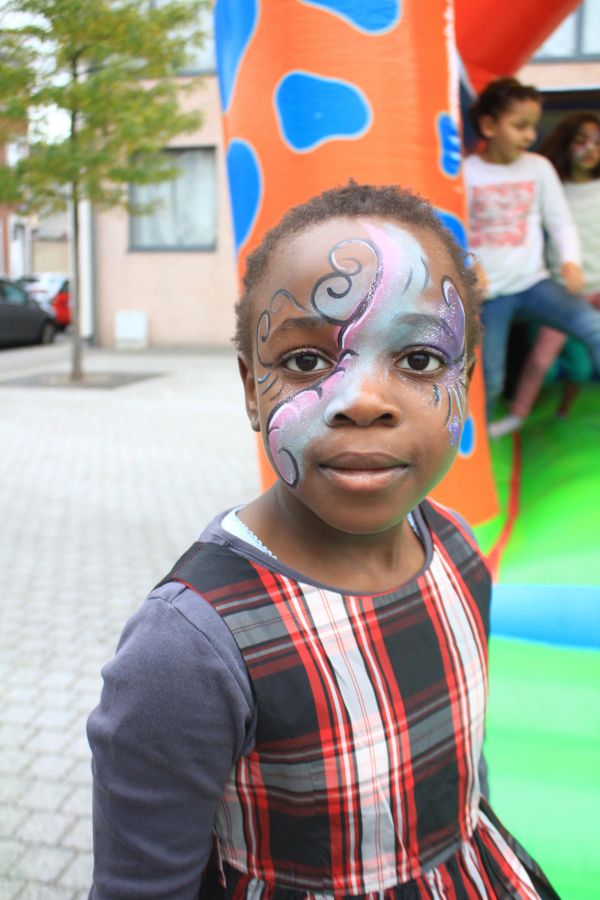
top-left (479, 115), bottom-right (497, 140)
top-left (238, 355), bottom-right (260, 432)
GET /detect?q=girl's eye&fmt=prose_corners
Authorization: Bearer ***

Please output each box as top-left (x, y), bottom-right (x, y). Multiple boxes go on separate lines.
top-left (398, 351), bottom-right (444, 373)
top-left (283, 352), bottom-right (330, 373)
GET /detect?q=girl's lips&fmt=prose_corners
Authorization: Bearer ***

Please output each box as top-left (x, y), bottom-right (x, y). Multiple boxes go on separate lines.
top-left (319, 465), bottom-right (409, 491)
top-left (319, 453), bottom-right (410, 490)
top-left (319, 451), bottom-right (407, 469)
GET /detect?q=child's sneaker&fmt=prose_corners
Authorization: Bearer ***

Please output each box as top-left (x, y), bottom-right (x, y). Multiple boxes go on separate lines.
top-left (488, 414), bottom-right (524, 439)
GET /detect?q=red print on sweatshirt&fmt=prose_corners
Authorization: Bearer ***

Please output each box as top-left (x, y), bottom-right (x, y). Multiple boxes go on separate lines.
top-left (470, 181), bottom-right (535, 248)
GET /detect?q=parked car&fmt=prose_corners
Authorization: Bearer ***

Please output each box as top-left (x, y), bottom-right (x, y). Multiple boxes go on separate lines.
top-left (17, 272), bottom-right (71, 328)
top-left (0, 276), bottom-right (56, 347)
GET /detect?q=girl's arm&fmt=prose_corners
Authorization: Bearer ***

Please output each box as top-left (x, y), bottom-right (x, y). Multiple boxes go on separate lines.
top-left (538, 156), bottom-right (582, 291)
top-left (560, 261), bottom-right (585, 294)
top-left (87, 583), bottom-right (256, 899)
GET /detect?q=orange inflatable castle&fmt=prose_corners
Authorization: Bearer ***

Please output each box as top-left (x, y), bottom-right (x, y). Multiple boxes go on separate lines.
top-left (215, 0), bottom-right (579, 525)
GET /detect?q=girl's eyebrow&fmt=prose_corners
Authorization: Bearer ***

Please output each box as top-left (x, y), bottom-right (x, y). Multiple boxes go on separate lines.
top-left (268, 315), bottom-right (330, 341)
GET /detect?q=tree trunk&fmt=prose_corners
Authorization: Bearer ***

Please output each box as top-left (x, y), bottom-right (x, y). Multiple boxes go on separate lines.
top-left (69, 190), bottom-right (83, 382)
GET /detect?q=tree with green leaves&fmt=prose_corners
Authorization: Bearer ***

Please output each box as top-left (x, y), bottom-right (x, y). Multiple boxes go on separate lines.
top-left (0, 0), bottom-right (208, 379)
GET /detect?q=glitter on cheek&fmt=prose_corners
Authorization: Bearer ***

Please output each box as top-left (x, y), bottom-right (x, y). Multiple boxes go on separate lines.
top-left (434, 364), bottom-right (467, 446)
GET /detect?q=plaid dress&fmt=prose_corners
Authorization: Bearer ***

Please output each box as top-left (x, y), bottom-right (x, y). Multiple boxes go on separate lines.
top-left (164, 499), bottom-right (556, 899)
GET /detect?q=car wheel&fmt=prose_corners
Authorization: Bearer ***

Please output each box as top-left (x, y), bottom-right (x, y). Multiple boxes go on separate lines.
top-left (39, 321), bottom-right (56, 345)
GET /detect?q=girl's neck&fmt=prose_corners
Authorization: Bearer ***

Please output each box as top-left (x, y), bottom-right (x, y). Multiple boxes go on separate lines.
top-left (239, 486), bottom-right (426, 594)
top-left (568, 169), bottom-right (594, 184)
top-left (479, 145), bottom-right (522, 165)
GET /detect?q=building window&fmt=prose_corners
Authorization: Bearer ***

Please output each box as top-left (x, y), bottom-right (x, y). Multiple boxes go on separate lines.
top-left (534, 0), bottom-right (600, 60)
top-left (130, 147), bottom-right (216, 251)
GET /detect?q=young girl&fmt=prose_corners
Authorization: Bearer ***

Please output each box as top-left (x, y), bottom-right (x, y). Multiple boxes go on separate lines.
top-left (463, 77), bottom-right (600, 428)
top-left (87, 182), bottom-right (558, 898)
top-left (492, 113), bottom-right (600, 436)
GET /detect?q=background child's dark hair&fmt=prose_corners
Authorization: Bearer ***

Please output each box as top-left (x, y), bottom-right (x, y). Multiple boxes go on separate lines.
top-left (469, 77), bottom-right (541, 139)
top-left (234, 181), bottom-right (482, 365)
top-left (539, 112), bottom-right (600, 182)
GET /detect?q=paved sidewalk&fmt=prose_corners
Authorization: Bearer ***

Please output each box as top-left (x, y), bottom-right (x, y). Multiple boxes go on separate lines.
top-left (0, 342), bottom-right (259, 899)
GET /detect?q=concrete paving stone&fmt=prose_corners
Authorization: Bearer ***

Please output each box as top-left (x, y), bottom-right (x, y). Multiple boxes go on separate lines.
top-left (2, 671), bottom-right (46, 690)
top-left (18, 780), bottom-right (72, 812)
top-left (1, 707), bottom-right (39, 728)
top-left (1, 689), bottom-right (40, 708)
top-left (37, 673), bottom-right (76, 691)
top-left (14, 811), bottom-right (73, 848)
top-left (71, 677), bottom-right (102, 696)
top-left (0, 727), bottom-right (34, 750)
top-left (12, 845), bottom-right (74, 884)
top-left (31, 709), bottom-right (79, 733)
top-left (68, 695), bottom-right (99, 718)
top-left (0, 877), bottom-right (24, 900)
top-left (7, 640), bottom-right (48, 660)
top-left (27, 755), bottom-right (74, 782)
top-left (0, 778), bottom-right (23, 804)
top-left (59, 731), bottom-right (91, 763)
top-left (60, 786), bottom-right (92, 818)
top-left (23, 732), bottom-right (67, 755)
top-left (63, 759), bottom-right (92, 788)
top-left (0, 837), bottom-right (27, 873)
top-left (61, 819), bottom-right (93, 854)
top-left (15, 883), bottom-right (77, 900)
top-left (0, 807), bottom-right (28, 840)
top-left (0, 750), bottom-right (34, 776)
top-left (32, 692), bottom-right (78, 712)
top-left (56, 851), bottom-right (92, 891)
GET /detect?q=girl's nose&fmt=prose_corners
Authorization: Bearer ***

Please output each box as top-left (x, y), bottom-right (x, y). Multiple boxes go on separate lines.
top-left (324, 373), bottom-right (401, 427)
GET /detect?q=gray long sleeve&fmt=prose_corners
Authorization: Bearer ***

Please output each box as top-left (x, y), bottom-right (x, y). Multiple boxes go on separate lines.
top-left (87, 581), bottom-right (256, 899)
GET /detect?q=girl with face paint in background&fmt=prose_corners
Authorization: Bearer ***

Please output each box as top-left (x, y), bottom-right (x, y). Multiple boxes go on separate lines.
top-left (87, 184), bottom-right (559, 899)
top-left (497, 113), bottom-right (600, 433)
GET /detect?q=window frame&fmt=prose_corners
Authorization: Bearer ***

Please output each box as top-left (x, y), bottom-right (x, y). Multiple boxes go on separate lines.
top-left (128, 145), bottom-right (218, 253)
top-left (532, 1), bottom-right (600, 63)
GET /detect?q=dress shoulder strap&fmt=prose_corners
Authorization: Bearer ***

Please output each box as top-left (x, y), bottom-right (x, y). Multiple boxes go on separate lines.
top-left (154, 540), bottom-right (259, 600)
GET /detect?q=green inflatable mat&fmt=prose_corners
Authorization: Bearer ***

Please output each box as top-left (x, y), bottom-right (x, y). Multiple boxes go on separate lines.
top-left (474, 384), bottom-right (600, 899)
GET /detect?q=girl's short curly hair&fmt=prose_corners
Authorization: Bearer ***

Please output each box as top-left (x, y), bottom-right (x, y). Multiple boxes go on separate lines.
top-left (234, 180), bottom-right (482, 365)
top-left (469, 76), bottom-right (541, 139)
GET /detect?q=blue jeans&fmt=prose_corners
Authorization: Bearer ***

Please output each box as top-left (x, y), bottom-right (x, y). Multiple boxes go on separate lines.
top-left (481, 279), bottom-right (600, 420)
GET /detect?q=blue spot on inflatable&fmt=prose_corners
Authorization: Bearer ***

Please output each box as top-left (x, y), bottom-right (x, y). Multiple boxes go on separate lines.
top-left (299, 0), bottom-right (401, 33)
top-left (214, 0), bottom-right (258, 112)
top-left (226, 140), bottom-right (262, 251)
top-left (437, 113), bottom-right (461, 177)
top-left (458, 414), bottom-right (475, 457)
top-left (435, 209), bottom-right (467, 252)
top-left (275, 71), bottom-right (371, 152)
top-left (491, 584), bottom-right (600, 649)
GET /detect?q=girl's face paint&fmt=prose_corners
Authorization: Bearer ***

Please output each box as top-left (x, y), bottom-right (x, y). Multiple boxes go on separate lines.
top-left (243, 217), bottom-right (470, 534)
top-left (570, 123), bottom-right (600, 178)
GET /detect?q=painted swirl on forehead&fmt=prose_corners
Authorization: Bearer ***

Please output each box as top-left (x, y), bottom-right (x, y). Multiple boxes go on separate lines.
top-left (310, 238), bottom-right (382, 346)
top-left (256, 237), bottom-right (380, 403)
